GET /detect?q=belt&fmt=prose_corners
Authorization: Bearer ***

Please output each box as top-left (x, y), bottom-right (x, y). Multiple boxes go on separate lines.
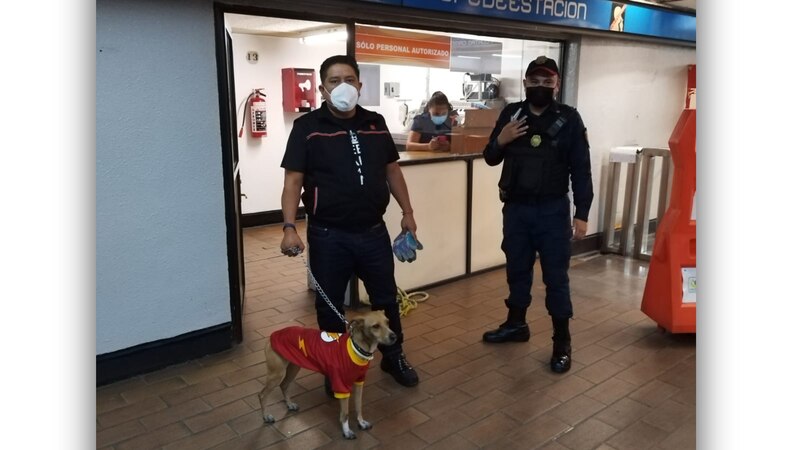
top-left (309, 220), bottom-right (384, 233)
top-left (506, 194), bottom-right (565, 204)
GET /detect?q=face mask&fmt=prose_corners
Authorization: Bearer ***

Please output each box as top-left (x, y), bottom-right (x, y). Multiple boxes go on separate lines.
top-left (526, 86), bottom-right (554, 107)
top-left (326, 83), bottom-right (359, 112)
top-left (431, 114), bottom-right (448, 126)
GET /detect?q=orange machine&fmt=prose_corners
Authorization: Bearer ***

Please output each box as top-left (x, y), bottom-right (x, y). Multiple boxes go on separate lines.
top-left (640, 109), bottom-right (696, 333)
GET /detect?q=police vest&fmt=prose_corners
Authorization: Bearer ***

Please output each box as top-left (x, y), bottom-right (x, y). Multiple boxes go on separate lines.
top-left (499, 104), bottom-right (575, 201)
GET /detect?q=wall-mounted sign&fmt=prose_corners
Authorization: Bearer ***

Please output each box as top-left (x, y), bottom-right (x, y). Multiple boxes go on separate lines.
top-left (363, 0), bottom-right (695, 43)
top-left (355, 25), bottom-right (452, 69)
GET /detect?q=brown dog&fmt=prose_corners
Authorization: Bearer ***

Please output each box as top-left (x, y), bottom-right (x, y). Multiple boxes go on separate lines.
top-left (259, 311), bottom-right (396, 439)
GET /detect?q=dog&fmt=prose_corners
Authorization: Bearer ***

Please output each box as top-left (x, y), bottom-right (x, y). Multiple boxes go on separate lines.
top-left (259, 310), bottom-right (397, 439)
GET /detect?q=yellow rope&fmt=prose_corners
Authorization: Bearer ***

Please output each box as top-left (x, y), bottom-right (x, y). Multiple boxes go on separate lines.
top-left (359, 287), bottom-right (429, 317)
top-left (396, 287), bottom-right (429, 317)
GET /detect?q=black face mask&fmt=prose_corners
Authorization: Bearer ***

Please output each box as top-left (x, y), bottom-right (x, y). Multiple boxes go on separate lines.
top-left (526, 86), bottom-right (554, 107)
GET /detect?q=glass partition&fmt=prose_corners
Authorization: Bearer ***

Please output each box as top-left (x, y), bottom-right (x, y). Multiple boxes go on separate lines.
top-left (354, 24), bottom-right (561, 146)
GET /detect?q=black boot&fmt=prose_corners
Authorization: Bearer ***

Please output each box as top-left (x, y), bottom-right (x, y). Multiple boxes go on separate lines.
top-left (550, 317), bottom-right (572, 373)
top-left (483, 302), bottom-right (530, 343)
top-left (380, 352), bottom-right (419, 387)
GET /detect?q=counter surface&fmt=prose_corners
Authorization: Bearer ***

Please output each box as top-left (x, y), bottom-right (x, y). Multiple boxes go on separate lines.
top-left (398, 150), bottom-right (484, 166)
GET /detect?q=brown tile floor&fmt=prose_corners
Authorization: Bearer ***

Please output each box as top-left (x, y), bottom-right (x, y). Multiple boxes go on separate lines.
top-left (97, 222), bottom-right (696, 449)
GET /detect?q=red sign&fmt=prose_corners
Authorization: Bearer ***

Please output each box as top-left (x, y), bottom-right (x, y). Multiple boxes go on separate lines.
top-left (355, 25), bottom-right (451, 69)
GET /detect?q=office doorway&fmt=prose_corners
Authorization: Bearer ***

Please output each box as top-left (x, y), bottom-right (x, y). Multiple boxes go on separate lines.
top-left (215, 7), bottom-right (348, 339)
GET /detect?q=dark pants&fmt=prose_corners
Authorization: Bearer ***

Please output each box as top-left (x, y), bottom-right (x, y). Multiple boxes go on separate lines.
top-left (307, 222), bottom-right (403, 357)
top-left (502, 196), bottom-right (573, 319)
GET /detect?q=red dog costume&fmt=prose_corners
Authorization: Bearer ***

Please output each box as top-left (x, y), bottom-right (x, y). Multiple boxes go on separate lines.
top-left (270, 327), bottom-right (371, 398)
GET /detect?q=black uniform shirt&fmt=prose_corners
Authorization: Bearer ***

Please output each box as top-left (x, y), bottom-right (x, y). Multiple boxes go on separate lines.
top-left (483, 100), bottom-right (593, 221)
top-left (281, 102), bottom-right (399, 231)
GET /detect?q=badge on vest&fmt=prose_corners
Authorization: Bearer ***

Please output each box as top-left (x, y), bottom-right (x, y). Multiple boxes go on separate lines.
top-left (531, 134), bottom-right (542, 148)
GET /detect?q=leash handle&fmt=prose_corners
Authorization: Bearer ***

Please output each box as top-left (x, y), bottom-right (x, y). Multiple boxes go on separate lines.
top-left (300, 254), bottom-right (349, 327)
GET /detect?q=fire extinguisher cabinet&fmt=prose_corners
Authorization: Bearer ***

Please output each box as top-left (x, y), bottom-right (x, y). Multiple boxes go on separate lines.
top-left (282, 68), bottom-right (317, 112)
top-left (640, 108), bottom-right (696, 333)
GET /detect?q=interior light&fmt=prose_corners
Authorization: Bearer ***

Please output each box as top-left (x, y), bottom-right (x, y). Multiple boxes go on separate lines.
top-left (299, 30), bottom-right (348, 45)
top-left (456, 55), bottom-right (481, 59)
top-left (492, 54), bottom-right (521, 58)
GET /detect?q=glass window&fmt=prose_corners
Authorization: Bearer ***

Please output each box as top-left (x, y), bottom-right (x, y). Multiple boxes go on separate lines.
top-left (354, 24), bottom-right (561, 139)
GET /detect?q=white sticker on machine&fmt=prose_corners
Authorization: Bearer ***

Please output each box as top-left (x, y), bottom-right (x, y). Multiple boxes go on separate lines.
top-left (681, 267), bottom-right (696, 303)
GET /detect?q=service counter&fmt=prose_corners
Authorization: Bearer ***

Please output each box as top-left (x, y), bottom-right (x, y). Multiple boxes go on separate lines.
top-left (357, 149), bottom-right (506, 298)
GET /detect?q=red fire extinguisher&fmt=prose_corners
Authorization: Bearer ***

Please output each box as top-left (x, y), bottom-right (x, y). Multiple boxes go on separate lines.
top-left (238, 88), bottom-right (267, 138)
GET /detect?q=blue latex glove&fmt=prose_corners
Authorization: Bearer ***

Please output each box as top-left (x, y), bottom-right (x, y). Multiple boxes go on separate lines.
top-left (392, 230), bottom-right (423, 263)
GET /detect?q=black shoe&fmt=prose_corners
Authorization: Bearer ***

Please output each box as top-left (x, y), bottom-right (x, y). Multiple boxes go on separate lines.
top-left (550, 344), bottom-right (572, 373)
top-left (380, 353), bottom-right (419, 387)
top-left (324, 376), bottom-right (334, 398)
top-left (482, 323), bottom-right (531, 343)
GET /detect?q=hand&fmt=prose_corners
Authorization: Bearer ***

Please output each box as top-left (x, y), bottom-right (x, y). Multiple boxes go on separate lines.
top-left (392, 230), bottom-right (424, 263)
top-left (428, 136), bottom-right (450, 151)
top-left (572, 219), bottom-right (588, 240)
top-left (280, 229), bottom-right (305, 256)
top-left (497, 116), bottom-right (528, 147)
top-left (400, 212), bottom-right (417, 238)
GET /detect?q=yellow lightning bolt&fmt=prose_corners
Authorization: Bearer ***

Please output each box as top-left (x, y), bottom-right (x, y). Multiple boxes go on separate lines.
top-left (298, 337), bottom-right (307, 357)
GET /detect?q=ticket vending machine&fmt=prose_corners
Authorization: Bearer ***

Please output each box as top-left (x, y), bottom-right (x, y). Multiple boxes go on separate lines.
top-left (640, 108), bottom-right (696, 333)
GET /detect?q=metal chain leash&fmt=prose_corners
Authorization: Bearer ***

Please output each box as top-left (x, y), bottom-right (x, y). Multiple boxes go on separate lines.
top-left (298, 253), bottom-right (349, 327)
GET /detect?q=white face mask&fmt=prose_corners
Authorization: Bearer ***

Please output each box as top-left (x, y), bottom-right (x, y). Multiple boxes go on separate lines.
top-left (325, 82), bottom-right (359, 112)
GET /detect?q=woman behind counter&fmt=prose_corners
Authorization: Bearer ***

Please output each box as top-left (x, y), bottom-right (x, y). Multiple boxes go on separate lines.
top-left (405, 91), bottom-right (459, 152)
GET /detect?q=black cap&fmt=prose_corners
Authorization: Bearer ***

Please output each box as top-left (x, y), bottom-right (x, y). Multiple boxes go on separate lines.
top-left (525, 56), bottom-right (559, 77)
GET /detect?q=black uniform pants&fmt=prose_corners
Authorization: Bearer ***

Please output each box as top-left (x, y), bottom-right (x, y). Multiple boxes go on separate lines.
top-left (501, 196), bottom-right (574, 319)
top-left (307, 222), bottom-right (404, 357)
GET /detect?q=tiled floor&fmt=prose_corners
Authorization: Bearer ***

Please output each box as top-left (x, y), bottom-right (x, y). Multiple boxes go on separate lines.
top-left (97, 222), bottom-right (696, 449)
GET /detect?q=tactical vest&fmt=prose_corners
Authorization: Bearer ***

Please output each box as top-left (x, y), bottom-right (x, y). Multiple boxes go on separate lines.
top-left (499, 104), bottom-right (575, 202)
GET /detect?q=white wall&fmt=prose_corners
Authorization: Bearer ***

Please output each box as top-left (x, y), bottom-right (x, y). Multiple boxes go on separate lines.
top-left (96, 0), bottom-right (230, 354)
top-left (575, 37), bottom-right (696, 234)
top-left (231, 33), bottom-right (346, 214)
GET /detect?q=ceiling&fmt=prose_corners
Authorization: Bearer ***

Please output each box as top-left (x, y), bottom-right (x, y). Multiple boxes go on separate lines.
top-left (225, 14), bottom-right (343, 37)
top-left (226, 1), bottom-right (696, 36)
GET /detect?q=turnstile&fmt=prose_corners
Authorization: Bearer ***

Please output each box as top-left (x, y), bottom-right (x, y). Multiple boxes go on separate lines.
top-left (602, 146), bottom-right (672, 260)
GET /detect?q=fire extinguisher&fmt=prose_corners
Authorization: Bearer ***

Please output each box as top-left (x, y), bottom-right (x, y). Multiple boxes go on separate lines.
top-left (238, 88), bottom-right (267, 138)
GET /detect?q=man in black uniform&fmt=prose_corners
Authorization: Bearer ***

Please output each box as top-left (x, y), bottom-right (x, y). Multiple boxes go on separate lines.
top-left (481, 56), bottom-right (593, 374)
top-left (279, 55), bottom-right (419, 388)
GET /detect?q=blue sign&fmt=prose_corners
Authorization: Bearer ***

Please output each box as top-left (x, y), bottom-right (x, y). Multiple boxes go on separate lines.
top-left (397, 0), bottom-right (695, 43)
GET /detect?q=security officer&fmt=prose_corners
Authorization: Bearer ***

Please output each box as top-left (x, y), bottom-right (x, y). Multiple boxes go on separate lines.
top-left (481, 56), bottom-right (593, 374)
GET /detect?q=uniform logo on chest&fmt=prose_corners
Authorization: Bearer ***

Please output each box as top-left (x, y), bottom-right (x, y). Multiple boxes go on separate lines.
top-left (320, 331), bottom-right (342, 342)
top-left (531, 134), bottom-right (542, 148)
